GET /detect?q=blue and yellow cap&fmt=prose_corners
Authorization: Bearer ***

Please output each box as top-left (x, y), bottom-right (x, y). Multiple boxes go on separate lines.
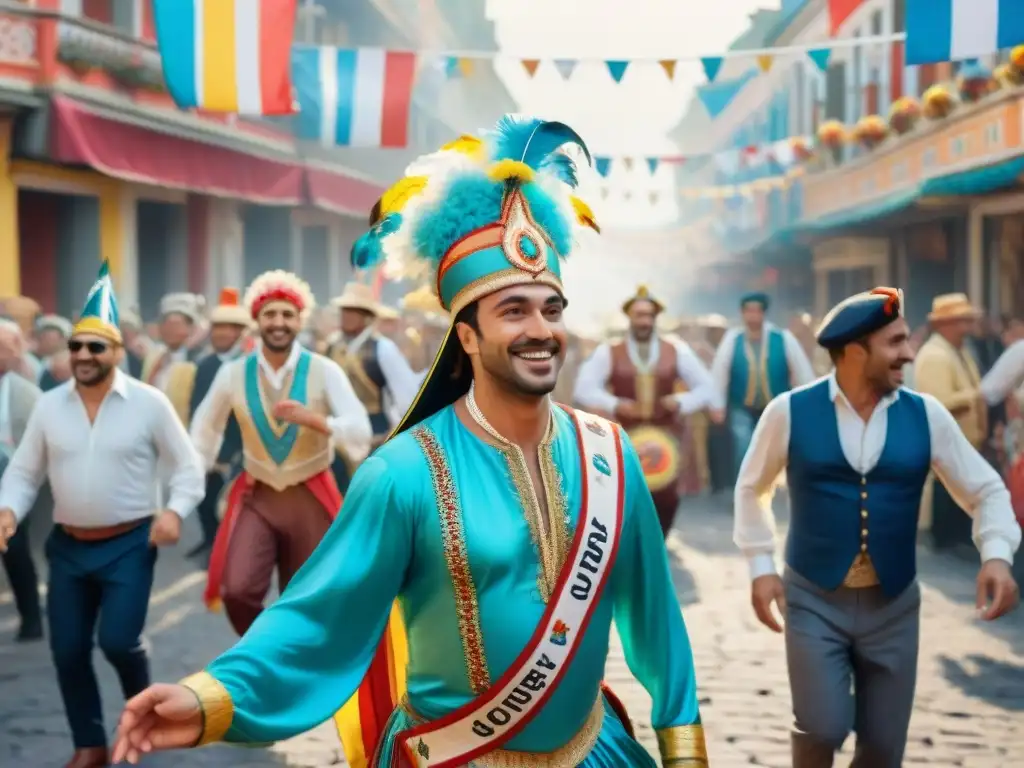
top-left (351, 115), bottom-right (600, 433)
top-left (72, 260), bottom-right (122, 345)
top-left (816, 287), bottom-right (903, 349)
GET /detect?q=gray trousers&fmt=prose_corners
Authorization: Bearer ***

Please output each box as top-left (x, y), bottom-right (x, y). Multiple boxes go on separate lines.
top-left (784, 568), bottom-right (921, 768)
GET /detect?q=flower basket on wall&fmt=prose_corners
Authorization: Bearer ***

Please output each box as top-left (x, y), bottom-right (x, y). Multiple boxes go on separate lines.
top-left (852, 115), bottom-right (888, 150)
top-left (958, 60), bottom-right (993, 103)
top-left (922, 84), bottom-right (957, 120)
top-left (816, 120), bottom-right (847, 164)
top-left (888, 96), bottom-right (921, 135)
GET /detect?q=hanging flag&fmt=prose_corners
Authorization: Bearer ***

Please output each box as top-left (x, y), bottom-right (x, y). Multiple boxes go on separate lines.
top-left (700, 56), bottom-right (723, 83)
top-left (595, 157), bottom-right (612, 177)
top-left (153, 0), bottom-right (297, 115)
top-left (443, 56), bottom-right (460, 78)
top-left (807, 47), bottom-right (832, 72)
top-left (521, 59), bottom-right (541, 77)
top-left (601, 188), bottom-right (610, 200)
top-left (291, 46), bottom-right (417, 148)
top-left (697, 69), bottom-right (758, 119)
top-left (659, 60), bottom-right (677, 79)
top-left (645, 158), bottom-right (659, 174)
top-left (648, 191), bottom-right (659, 205)
top-left (623, 190), bottom-right (633, 201)
top-left (828, 0), bottom-right (864, 36)
top-left (457, 58), bottom-right (474, 78)
top-left (553, 59), bottom-right (577, 79)
top-left (756, 54), bottom-right (774, 73)
top-left (622, 157), bottom-right (634, 171)
top-left (605, 60), bottom-right (629, 82)
top-left (906, 0), bottom-right (1024, 64)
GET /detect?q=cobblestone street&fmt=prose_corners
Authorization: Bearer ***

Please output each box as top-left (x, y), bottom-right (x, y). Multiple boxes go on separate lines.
top-left (2, 496), bottom-right (1024, 766)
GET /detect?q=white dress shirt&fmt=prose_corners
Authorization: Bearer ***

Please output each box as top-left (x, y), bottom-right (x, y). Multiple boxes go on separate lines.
top-left (710, 323), bottom-right (816, 404)
top-left (735, 374), bottom-right (1021, 580)
top-left (981, 339), bottom-right (1024, 405)
top-left (573, 334), bottom-right (722, 414)
top-left (0, 370), bottom-right (205, 526)
top-left (375, 335), bottom-right (422, 422)
top-left (190, 341), bottom-right (373, 470)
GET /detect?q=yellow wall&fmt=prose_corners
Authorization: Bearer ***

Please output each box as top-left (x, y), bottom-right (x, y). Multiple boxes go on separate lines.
top-left (8, 160), bottom-right (124, 287)
top-left (0, 120), bottom-right (18, 297)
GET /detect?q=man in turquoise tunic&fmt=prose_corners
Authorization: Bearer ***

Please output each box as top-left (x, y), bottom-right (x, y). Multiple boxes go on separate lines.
top-left (111, 117), bottom-right (709, 767)
top-left (710, 292), bottom-right (814, 479)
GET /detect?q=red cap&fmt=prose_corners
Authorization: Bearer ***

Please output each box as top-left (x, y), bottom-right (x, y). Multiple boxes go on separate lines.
top-left (218, 287), bottom-right (240, 307)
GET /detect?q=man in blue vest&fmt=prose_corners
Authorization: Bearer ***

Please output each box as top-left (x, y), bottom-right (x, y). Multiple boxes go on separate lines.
top-left (710, 292), bottom-right (814, 480)
top-left (734, 287), bottom-right (1021, 768)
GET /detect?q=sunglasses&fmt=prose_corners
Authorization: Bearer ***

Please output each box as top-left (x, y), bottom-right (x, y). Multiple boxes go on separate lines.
top-left (68, 340), bottom-right (109, 355)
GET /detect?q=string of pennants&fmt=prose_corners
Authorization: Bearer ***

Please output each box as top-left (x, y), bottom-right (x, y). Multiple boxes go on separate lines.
top-left (593, 136), bottom-right (813, 178)
top-left (438, 31), bottom-right (905, 85)
top-left (593, 170), bottom-right (803, 205)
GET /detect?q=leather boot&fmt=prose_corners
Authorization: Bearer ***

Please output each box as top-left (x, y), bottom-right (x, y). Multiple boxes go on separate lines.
top-left (64, 747), bottom-right (109, 768)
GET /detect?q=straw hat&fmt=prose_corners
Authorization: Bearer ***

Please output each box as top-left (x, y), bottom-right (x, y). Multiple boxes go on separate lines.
top-left (376, 305), bottom-right (400, 321)
top-left (331, 282), bottom-right (381, 314)
top-left (927, 293), bottom-right (981, 323)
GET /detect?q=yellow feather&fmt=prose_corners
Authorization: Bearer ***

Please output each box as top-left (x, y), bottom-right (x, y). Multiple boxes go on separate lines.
top-left (570, 195), bottom-right (601, 233)
top-left (488, 160), bottom-right (535, 183)
top-left (379, 176), bottom-right (428, 218)
top-left (441, 134), bottom-right (485, 158)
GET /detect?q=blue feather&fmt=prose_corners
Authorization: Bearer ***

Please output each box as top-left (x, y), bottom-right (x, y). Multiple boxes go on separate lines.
top-left (490, 115), bottom-right (591, 188)
top-left (351, 213), bottom-right (402, 269)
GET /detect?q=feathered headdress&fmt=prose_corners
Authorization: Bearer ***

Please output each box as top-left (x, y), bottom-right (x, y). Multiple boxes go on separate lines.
top-left (351, 115), bottom-right (600, 316)
top-left (73, 261), bottom-right (122, 345)
top-left (243, 270), bottom-right (316, 323)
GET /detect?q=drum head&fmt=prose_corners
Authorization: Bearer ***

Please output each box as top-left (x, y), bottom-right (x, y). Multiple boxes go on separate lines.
top-left (627, 426), bottom-right (681, 492)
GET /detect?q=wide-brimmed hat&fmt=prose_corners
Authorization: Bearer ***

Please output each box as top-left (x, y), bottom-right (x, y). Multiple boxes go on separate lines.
top-left (700, 313), bottom-right (729, 329)
top-left (331, 282), bottom-right (381, 314)
top-left (927, 293), bottom-right (981, 323)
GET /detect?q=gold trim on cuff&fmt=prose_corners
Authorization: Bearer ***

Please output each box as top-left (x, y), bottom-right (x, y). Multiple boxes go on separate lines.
top-left (180, 671), bottom-right (234, 746)
top-left (657, 724), bottom-right (708, 765)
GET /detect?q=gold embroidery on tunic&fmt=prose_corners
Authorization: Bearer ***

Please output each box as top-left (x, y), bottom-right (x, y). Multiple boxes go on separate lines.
top-left (496, 417), bottom-right (567, 602)
top-left (401, 694), bottom-right (603, 768)
top-left (412, 426), bottom-right (490, 693)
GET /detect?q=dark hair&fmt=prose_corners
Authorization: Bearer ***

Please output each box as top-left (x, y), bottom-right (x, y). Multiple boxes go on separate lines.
top-left (454, 300), bottom-right (481, 336)
top-left (828, 337), bottom-right (870, 364)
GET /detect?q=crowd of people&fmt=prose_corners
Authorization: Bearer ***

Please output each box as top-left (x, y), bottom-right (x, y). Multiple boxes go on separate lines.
top-left (0, 114), bottom-right (1022, 768)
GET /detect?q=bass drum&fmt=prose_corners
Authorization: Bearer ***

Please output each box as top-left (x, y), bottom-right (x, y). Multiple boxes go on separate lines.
top-left (627, 426), bottom-right (681, 493)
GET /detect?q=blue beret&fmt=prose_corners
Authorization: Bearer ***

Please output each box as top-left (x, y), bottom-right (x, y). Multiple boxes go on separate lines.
top-left (816, 287), bottom-right (903, 349)
top-left (740, 292), bottom-right (769, 310)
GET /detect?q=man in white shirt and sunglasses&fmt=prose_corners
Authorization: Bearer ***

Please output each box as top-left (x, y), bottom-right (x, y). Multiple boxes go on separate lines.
top-left (0, 262), bottom-right (204, 768)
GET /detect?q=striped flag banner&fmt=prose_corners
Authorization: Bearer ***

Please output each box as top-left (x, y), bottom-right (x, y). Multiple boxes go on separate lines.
top-left (153, 0), bottom-right (297, 116)
top-left (292, 46), bottom-right (417, 148)
top-left (906, 0), bottom-right (1024, 65)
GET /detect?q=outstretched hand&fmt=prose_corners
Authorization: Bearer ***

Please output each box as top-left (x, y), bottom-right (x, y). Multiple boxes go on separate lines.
top-left (112, 684), bottom-right (203, 764)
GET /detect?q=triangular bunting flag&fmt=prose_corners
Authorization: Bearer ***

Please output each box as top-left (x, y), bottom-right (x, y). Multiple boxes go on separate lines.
top-left (807, 47), bottom-right (831, 72)
top-left (697, 69), bottom-right (758, 119)
top-left (605, 60), bottom-right (629, 83)
top-left (659, 60), bottom-right (677, 79)
top-left (622, 157), bottom-right (634, 171)
top-left (623, 190), bottom-right (633, 201)
top-left (646, 158), bottom-right (659, 174)
top-left (756, 55), bottom-right (774, 73)
top-left (700, 56), bottom-right (723, 83)
top-left (648, 191), bottom-right (659, 205)
top-left (458, 58), bottom-right (475, 78)
top-left (601, 188), bottom-right (610, 200)
top-left (553, 59), bottom-right (577, 79)
top-left (521, 59), bottom-right (541, 77)
top-left (443, 56), bottom-right (460, 78)
top-left (595, 157), bottom-right (612, 177)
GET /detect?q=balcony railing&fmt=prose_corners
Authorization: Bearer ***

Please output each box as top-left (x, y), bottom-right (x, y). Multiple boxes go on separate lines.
top-left (55, 15), bottom-right (163, 91)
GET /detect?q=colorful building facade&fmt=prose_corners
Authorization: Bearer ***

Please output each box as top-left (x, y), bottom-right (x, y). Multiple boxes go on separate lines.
top-left (679, 0), bottom-right (1024, 327)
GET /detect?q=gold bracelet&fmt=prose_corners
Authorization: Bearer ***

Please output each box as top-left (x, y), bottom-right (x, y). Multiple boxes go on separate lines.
top-left (179, 671), bottom-right (234, 746)
top-left (657, 724), bottom-right (709, 764)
